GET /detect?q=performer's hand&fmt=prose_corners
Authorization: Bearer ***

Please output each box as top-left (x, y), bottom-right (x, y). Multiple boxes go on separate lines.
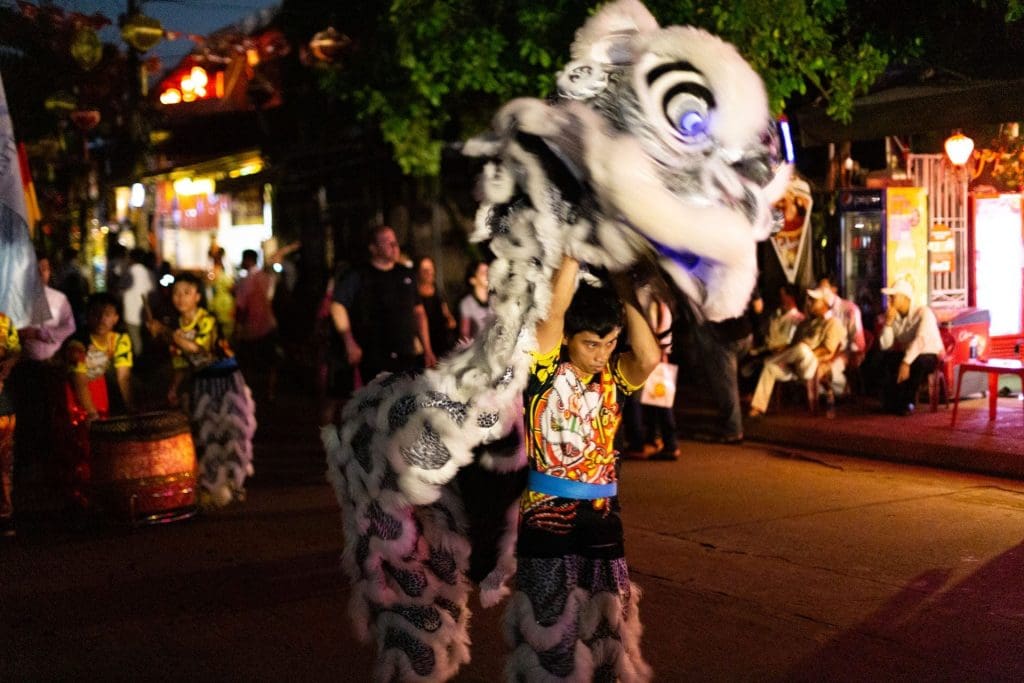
top-left (897, 362), bottom-right (910, 384)
top-left (167, 387), bottom-right (180, 407)
top-left (85, 410), bottom-right (100, 423)
top-left (423, 349), bottom-right (437, 369)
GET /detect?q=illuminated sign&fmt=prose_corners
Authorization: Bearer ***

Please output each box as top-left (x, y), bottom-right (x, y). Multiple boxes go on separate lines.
top-left (172, 177), bottom-right (215, 196)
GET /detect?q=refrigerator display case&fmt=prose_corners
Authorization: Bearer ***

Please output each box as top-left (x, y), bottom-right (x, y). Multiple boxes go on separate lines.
top-left (838, 187), bottom-right (929, 327)
top-left (838, 190), bottom-right (885, 325)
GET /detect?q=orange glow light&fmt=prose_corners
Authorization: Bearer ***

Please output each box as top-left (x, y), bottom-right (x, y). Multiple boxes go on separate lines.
top-left (159, 64), bottom-right (221, 106)
top-left (160, 88), bottom-right (182, 105)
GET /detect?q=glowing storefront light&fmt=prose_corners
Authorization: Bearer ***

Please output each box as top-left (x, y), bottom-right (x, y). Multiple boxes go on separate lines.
top-left (130, 183), bottom-right (146, 208)
top-left (944, 132), bottom-right (975, 166)
top-left (172, 177), bottom-right (215, 196)
top-left (159, 66), bottom-right (223, 106)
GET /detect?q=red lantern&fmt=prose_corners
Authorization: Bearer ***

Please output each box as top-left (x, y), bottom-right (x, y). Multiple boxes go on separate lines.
top-left (70, 110), bottom-right (101, 132)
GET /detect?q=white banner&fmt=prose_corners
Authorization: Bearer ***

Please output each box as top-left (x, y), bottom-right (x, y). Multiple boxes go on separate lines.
top-left (0, 70), bottom-right (48, 328)
top-left (771, 177), bottom-right (813, 285)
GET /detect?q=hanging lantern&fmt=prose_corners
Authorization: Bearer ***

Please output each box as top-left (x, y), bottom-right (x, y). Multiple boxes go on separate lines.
top-left (309, 27), bottom-right (350, 64)
top-left (44, 91), bottom-right (77, 113)
top-left (121, 13), bottom-right (164, 52)
top-left (70, 27), bottom-right (103, 70)
top-left (944, 132), bottom-right (975, 166)
top-left (70, 109), bottom-right (101, 132)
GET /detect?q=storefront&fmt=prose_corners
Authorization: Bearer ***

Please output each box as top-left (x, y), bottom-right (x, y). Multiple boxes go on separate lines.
top-left (144, 151), bottom-right (273, 271)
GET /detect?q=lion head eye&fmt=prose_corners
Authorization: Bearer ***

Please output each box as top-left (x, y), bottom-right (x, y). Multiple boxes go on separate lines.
top-left (638, 58), bottom-right (716, 149)
top-left (666, 96), bottom-right (709, 141)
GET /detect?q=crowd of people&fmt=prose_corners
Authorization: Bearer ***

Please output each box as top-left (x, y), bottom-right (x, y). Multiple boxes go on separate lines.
top-left (0, 222), bottom-right (947, 549)
top-left (0, 242), bottom-right (299, 536)
top-left (310, 224), bottom-right (947, 460)
top-left (317, 225), bottom-right (495, 426)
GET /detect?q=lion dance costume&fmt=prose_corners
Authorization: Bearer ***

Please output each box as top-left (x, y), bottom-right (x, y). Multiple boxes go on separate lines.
top-left (322, 1), bottom-right (791, 679)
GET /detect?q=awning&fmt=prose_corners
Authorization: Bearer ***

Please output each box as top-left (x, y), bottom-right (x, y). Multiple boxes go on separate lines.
top-left (793, 78), bottom-right (1024, 146)
top-left (141, 149), bottom-right (265, 184)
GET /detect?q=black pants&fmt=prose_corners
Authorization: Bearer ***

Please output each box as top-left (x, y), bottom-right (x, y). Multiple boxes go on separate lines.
top-left (879, 351), bottom-right (938, 412)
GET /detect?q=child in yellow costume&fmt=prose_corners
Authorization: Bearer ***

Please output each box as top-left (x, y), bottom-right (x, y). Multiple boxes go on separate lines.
top-left (149, 272), bottom-right (256, 508)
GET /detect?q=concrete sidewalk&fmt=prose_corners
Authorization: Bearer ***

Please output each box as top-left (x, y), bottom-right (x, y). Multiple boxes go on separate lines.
top-left (679, 392), bottom-right (1024, 480)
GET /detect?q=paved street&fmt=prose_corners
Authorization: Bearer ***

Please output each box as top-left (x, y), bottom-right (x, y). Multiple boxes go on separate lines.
top-left (4, 390), bottom-right (1024, 681)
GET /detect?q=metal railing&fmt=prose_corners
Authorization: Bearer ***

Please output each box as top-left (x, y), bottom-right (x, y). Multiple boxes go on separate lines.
top-left (908, 153), bottom-right (969, 309)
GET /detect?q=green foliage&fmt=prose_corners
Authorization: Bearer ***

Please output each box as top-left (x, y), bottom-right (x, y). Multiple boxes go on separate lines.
top-left (306, 0), bottom-right (1013, 177)
top-left (978, 132), bottom-right (1024, 191)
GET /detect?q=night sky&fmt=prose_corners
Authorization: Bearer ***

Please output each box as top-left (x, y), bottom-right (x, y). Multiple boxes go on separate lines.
top-left (39, 0), bottom-right (280, 63)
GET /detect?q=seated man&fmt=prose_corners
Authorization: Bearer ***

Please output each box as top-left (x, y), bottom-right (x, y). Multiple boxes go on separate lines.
top-left (819, 276), bottom-right (866, 396)
top-left (740, 284), bottom-right (804, 386)
top-left (876, 279), bottom-right (944, 415)
top-left (748, 287), bottom-right (844, 417)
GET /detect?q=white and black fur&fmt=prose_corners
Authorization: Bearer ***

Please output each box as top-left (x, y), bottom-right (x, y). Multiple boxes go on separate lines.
top-left (323, 2), bottom-right (790, 680)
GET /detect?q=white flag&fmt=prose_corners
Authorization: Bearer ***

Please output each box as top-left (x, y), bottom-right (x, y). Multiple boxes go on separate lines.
top-left (0, 69), bottom-right (49, 328)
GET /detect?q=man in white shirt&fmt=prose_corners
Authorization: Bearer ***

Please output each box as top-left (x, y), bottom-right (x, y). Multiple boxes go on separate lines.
top-left (18, 254), bottom-right (76, 362)
top-left (763, 284), bottom-right (806, 353)
top-left (819, 277), bottom-right (865, 396)
top-left (121, 248), bottom-right (154, 360)
top-left (748, 287), bottom-right (844, 417)
top-left (13, 253), bottom-right (76, 484)
top-left (877, 279), bottom-right (945, 415)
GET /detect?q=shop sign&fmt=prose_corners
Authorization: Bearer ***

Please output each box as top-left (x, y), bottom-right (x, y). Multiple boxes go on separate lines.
top-left (928, 223), bottom-right (956, 274)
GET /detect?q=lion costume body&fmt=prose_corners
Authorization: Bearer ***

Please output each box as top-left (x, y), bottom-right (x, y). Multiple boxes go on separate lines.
top-left (322, 1), bottom-right (790, 679)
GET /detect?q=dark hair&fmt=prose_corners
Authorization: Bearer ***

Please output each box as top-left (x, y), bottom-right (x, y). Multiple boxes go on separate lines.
top-left (86, 292), bottom-right (120, 319)
top-left (564, 282), bottom-right (624, 338)
top-left (369, 224), bottom-right (394, 243)
top-left (173, 271), bottom-right (203, 291)
top-left (241, 249), bottom-right (259, 263)
top-left (464, 260), bottom-right (485, 286)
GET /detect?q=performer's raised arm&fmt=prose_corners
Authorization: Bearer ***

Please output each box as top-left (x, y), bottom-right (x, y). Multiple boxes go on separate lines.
top-left (534, 255), bottom-right (579, 354)
top-left (613, 274), bottom-right (662, 388)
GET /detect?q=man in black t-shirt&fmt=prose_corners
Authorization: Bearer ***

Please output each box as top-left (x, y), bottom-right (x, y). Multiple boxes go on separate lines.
top-left (330, 226), bottom-right (436, 387)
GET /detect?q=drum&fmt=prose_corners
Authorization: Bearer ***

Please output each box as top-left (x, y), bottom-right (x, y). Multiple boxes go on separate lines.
top-left (88, 411), bottom-right (197, 524)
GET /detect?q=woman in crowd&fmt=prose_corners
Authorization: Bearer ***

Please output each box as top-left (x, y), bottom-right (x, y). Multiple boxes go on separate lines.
top-left (417, 256), bottom-right (456, 358)
top-left (458, 259), bottom-right (493, 342)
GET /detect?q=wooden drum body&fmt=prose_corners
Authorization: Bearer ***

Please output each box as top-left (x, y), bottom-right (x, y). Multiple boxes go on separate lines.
top-left (88, 411), bottom-right (197, 524)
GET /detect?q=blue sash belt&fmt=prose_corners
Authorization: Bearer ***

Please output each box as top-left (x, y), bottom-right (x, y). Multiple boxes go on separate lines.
top-left (527, 470), bottom-right (617, 500)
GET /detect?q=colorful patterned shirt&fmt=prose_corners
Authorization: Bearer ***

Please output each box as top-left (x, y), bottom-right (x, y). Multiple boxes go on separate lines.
top-left (67, 331), bottom-right (132, 380)
top-left (170, 308), bottom-right (224, 370)
top-left (0, 312), bottom-right (18, 415)
top-left (524, 344), bottom-right (640, 486)
top-left (517, 344), bottom-right (642, 558)
top-left (0, 313), bottom-right (20, 358)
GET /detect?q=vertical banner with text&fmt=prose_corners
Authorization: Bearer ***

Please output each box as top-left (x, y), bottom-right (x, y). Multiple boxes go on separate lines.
top-left (0, 70), bottom-right (48, 327)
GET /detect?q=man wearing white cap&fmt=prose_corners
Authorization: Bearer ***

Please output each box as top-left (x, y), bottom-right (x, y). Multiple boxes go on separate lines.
top-left (877, 279), bottom-right (944, 415)
top-left (748, 286), bottom-right (844, 417)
